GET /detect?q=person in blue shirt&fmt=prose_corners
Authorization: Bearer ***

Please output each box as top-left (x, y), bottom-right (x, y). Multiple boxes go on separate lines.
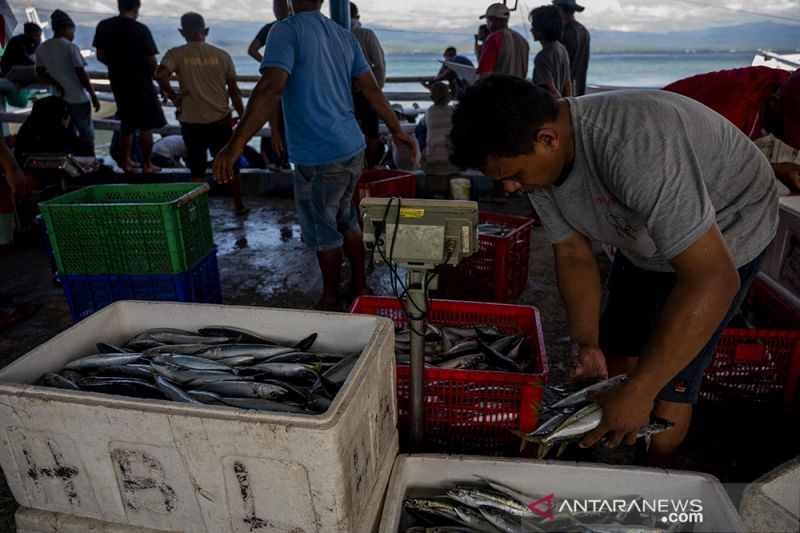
top-left (424, 46), bottom-right (474, 100)
top-left (213, 0), bottom-right (415, 311)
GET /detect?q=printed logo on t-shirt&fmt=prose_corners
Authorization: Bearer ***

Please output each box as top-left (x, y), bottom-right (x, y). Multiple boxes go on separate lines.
top-left (184, 57), bottom-right (220, 67)
top-left (605, 212), bottom-right (637, 240)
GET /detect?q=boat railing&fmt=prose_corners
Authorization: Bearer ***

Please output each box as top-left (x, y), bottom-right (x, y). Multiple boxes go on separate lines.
top-left (0, 71), bottom-right (429, 136)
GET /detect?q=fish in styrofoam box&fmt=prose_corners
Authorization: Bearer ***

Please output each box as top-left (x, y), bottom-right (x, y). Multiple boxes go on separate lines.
top-left (0, 301), bottom-right (398, 533)
top-left (379, 455), bottom-right (745, 532)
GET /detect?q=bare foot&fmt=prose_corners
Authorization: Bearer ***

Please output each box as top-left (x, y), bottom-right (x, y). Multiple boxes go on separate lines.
top-left (235, 205), bottom-right (252, 216)
top-left (121, 160), bottom-right (141, 172)
top-left (142, 163), bottom-right (162, 173)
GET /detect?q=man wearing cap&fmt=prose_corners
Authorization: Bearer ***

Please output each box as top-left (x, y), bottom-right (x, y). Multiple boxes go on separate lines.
top-left (553, 0), bottom-right (589, 96)
top-left (155, 12), bottom-right (249, 216)
top-left (476, 3), bottom-right (530, 80)
top-left (665, 67), bottom-right (800, 194)
top-left (35, 10), bottom-right (101, 156)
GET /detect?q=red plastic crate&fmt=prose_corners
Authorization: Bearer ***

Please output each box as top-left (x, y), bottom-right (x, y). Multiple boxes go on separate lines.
top-left (349, 296), bottom-right (548, 452)
top-left (434, 212), bottom-right (535, 303)
top-left (352, 169), bottom-right (416, 208)
top-left (703, 329), bottom-right (800, 407)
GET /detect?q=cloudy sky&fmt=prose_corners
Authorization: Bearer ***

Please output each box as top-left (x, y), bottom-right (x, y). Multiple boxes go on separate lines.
top-left (10, 0), bottom-right (800, 32)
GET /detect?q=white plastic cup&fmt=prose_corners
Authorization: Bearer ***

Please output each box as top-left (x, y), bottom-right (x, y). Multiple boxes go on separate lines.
top-left (449, 178), bottom-right (471, 200)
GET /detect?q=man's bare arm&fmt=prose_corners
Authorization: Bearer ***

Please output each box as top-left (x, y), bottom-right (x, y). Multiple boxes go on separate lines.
top-left (581, 224), bottom-right (740, 448)
top-left (247, 39), bottom-right (264, 63)
top-left (553, 232), bottom-right (605, 379)
top-left (227, 75), bottom-right (245, 117)
top-left (352, 70), bottom-right (416, 153)
top-left (212, 67), bottom-right (289, 183)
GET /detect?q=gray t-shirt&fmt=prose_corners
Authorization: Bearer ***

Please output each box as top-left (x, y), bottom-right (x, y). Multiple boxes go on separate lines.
top-left (35, 37), bottom-right (88, 104)
top-left (533, 41), bottom-right (571, 96)
top-left (529, 90), bottom-right (778, 272)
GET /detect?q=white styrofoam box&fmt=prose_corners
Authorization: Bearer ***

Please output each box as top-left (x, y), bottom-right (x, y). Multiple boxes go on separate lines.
top-left (740, 455), bottom-right (800, 533)
top-left (0, 301), bottom-right (399, 533)
top-left (16, 507), bottom-right (165, 533)
top-left (762, 196), bottom-right (800, 299)
top-left (378, 455), bottom-right (745, 533)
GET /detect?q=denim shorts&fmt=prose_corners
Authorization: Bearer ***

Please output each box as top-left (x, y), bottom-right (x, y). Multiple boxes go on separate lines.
top-left (598, 248), bottom-right (767, 404)
top-left (294, 153), bottom-right (364, 251)
top-left (70, 101), bottom-right (95, 141)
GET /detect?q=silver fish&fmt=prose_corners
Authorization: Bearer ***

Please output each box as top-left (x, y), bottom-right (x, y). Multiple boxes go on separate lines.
top-left (153, 354), bottom-right (232, 371)
top-left (186, 389), bottom-right (225, 404)
top-left (95, 364), bottom-right (156, 381)
top-left (447, 487), bottom-right (535, 518)
top-left (197, 380), bottom-right (287, 400)
top-left (195, 344), bottom-right (296, 360)
top-left (436, 354), bottom-right (484, 369)
top-left (154, 376), bottom-right (201, 404)
top-left (452, 506), bottom-right (502, 533)
top-left (143, 344), bottom-right (212, 356)
top-left (550, 375), bottom-right (628, 409)
top-left (41, 372), bottom-right (80, 390)
top-left (197, 326), bottom-right (280, 344)
top-left (151, 364), bottom-right (240, 386)
top-left (64, 353), bottom-right (143, 371)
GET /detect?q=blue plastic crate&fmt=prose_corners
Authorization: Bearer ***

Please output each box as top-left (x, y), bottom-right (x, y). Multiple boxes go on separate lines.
top-left (61, 249), bottom-right (222, 323)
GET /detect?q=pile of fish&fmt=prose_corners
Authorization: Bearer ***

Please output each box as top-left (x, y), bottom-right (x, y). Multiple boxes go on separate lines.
top-left (403, 477), bottom-right (685, 533)
top-left (36, 326), bottom-right (362, 414)
top-left (394, 324), bottom-right (536, 372)
top-left (514, 375), bottom-right (675, 459)
top-left (478, 223), bottom-right (515, 237)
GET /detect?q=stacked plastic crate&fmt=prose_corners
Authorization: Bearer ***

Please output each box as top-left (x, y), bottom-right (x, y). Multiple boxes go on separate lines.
top-left (39, 183), bottom-right (221, 322)
top-left (433, 212), bottom-right (535, 303)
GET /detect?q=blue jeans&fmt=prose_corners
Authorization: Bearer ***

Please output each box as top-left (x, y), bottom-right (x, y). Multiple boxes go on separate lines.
top-left (294, 153), bottom-right (364, 251)
top-left (598, 248), bottom-right (768, 404)
top-left (70, 101), bottom-right (95, 142)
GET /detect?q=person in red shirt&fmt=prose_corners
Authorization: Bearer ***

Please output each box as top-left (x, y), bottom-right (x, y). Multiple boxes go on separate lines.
top-left (476, 3), bottom-right (530, 79)
top-left (665, 67), bottom-right (800, 193)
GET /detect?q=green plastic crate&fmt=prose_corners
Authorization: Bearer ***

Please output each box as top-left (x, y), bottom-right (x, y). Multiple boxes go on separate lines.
top-left (39, 183), bottom-right (214, 275)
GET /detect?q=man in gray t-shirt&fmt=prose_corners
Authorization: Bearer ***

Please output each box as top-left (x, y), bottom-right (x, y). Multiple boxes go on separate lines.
top-left (448, 75), bottom-right (778, 464)
top-left (35, 10), bottom-right (101, 155)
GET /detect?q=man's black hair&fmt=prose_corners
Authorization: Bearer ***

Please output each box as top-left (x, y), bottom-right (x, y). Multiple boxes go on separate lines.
top-left (448, 74), bottom-right (559, 170)
top-left (444, 46), bottom-right (457, 55)
top-left (529, 5), bottom-right (562, 41)
top-left (118, 0), bottom-right (141, 13)
top-left (350, 2), bottom-right (359, 18)
top-left (557, 4), bottom-right (579, 15)
top-left (23, 23), bottom-right (41, 36)
top-left (180, 12), bottom-right (205, 32)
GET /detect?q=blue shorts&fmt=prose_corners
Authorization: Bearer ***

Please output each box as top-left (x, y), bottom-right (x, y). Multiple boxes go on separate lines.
top-left (294, 153), bottom-right (364, 251)
top-left (70, 101), bottom-right (95, 142)
top-left (598, 249), bottom-right (767, 404)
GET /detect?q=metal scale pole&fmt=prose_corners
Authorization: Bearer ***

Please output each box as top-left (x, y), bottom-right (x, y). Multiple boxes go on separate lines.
top-left (406, 270), bottom-right (428, 447)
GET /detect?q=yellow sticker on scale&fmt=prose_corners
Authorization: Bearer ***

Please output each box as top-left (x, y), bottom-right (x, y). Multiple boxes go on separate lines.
top-left (399, 208), bottom-right (425, 218)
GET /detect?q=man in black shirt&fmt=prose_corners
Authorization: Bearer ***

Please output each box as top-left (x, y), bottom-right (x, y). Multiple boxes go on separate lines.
top-left (553, 0), bottom-right (590, 96)
top-left (246, 0), bottom-right (290, 170)
top-left (93, 0), bottom-right (166, 172)
top-left (0, 23), bottom-right (42, 85)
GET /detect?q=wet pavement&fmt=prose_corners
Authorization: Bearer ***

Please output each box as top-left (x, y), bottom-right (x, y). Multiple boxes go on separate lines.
top-left (0, 190), bottom-right (797, 529)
